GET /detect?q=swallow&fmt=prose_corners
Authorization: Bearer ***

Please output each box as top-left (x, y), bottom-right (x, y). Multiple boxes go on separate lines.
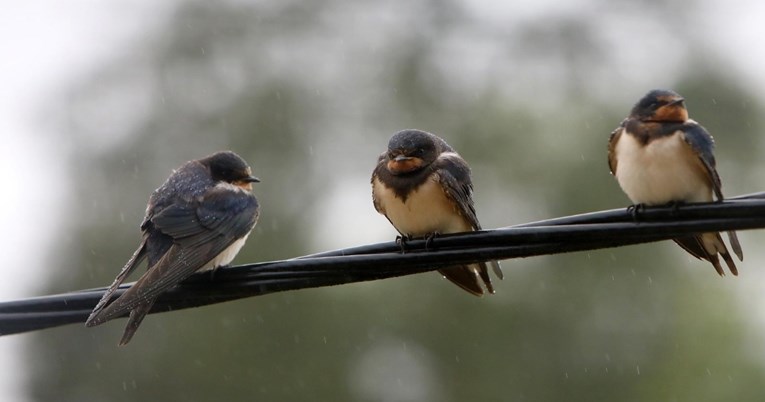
top-left (608, 89), bottom-right (743, 275)
top-left (371, 129), bottom-right (503, 295)
top-left (85, 150), bottom-right (260, 345)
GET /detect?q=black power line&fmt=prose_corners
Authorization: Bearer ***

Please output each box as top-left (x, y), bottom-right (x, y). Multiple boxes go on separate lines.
top-left (2, 192), bottom-right (765, 336)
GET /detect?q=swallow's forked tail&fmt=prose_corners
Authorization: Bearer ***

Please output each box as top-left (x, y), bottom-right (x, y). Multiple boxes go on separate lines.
top-left (118, 301), bottom-right (154, 346)
top-left (86, 241), bottom-right (147, 327)
top-left (727, 231), bottom-right (744, 261)
top-left (673, 232), bottom-right (740, 276)
top-left (439, 260), bottom-right (503, 296)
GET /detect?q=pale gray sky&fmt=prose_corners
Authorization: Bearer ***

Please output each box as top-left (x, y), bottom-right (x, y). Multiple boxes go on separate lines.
top-left (0, 1), bottom-right (173, 400)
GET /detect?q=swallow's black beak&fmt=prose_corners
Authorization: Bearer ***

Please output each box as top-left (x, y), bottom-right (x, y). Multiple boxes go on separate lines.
top-left (394, 154), bottom-right (412, 162)
top-left (244, 176), bottom-right (261, 183)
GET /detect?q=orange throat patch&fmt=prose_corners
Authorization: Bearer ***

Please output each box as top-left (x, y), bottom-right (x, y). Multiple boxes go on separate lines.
top-left (387, 157), bottom-right (424, 174)
top-left (234, 181), bottom-right (253, 191)
top-left (653, 104), bottom-right (688, 122)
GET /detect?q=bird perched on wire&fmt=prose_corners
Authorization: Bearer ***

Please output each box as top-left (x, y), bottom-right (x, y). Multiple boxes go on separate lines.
top-left (371, 129), bottom-right (502, 295)
top-left (86, 150), bottom-right (261, 345)
top-left (608, 89), bottom-right (743, 275)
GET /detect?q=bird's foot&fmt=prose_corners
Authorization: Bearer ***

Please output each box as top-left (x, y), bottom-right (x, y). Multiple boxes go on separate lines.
top-left (396, 235), bottom-right (410, 253)
top-left (627, 203), bottom-right (646, 221)
top-left (664, 200), bottom-right (684, 216)
top-left (424, 232), bottom-right (440, 251)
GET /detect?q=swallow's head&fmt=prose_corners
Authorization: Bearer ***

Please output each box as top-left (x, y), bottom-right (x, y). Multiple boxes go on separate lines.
top-left (630, 89), bottom-right (688, 123)
top-left (202, 151), bottom-right (260, 191)
top-left (383, 129), bottom-right (441, 175)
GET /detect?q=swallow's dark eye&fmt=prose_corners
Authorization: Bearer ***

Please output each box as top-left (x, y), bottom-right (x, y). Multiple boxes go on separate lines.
top-left (413, 149), bottom-right (425, 157)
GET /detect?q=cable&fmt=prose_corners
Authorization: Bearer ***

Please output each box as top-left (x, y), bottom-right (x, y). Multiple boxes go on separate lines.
top-left (2, 193), bottom-right (764, 336)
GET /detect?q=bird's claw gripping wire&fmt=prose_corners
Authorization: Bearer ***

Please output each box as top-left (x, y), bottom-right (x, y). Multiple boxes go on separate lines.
top-left (424, 232), bottom-right (440, 251)
top-left (395, 235), bottom-right (410, 253)
top-left (627, 203), bottom-right (645, 221)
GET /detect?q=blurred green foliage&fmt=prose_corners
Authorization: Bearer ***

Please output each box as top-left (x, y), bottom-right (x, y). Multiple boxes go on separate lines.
top-left (25, 1), bottom-right (765, 401)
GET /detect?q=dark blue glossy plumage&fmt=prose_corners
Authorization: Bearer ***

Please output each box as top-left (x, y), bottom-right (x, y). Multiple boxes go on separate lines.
top-left (86, 151), bottom-right (260, 345)
top-left (682, 124), bottom-right (723, 196)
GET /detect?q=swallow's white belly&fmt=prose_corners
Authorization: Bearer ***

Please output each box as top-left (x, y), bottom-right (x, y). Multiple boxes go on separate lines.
top-left (373, 175), bottom-right (472, 237)
top-left (614, 131), bottom-right (712, 205)
top-left (200, 234), bottom-right (250, 271)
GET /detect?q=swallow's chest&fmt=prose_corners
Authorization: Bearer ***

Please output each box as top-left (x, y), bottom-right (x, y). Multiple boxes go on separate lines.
top-left (200, 233), bottom-right (251, 271)
top-left (372, 175), bottom-right (470, 236)
top-left (614, 131), bottom-right (711, 204)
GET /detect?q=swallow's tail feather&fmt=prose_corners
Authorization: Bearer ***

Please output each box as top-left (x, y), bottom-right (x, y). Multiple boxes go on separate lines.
top-left (727, 231), bottom-right (743, 261)
top-left (706, 232), bottom-right (738, 276)
top-left (673, 233), bottom-right (737, 276)
top-left (86, 241), bottom-right (147, 327)
top-left (439, 265), bottom-right (485, 296)
top-left (439, 261), bottom-right (502, 296)
top-left (707, 254), bottom-right (725, 277)
top-left (118, 301), bottom-right (154, 346)
top-left (478, 260), bottom-right (503, 293)
top-left (718, 247), bottom-right (738, 276)
top-left (489, 260), bottom-right (503, 280)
